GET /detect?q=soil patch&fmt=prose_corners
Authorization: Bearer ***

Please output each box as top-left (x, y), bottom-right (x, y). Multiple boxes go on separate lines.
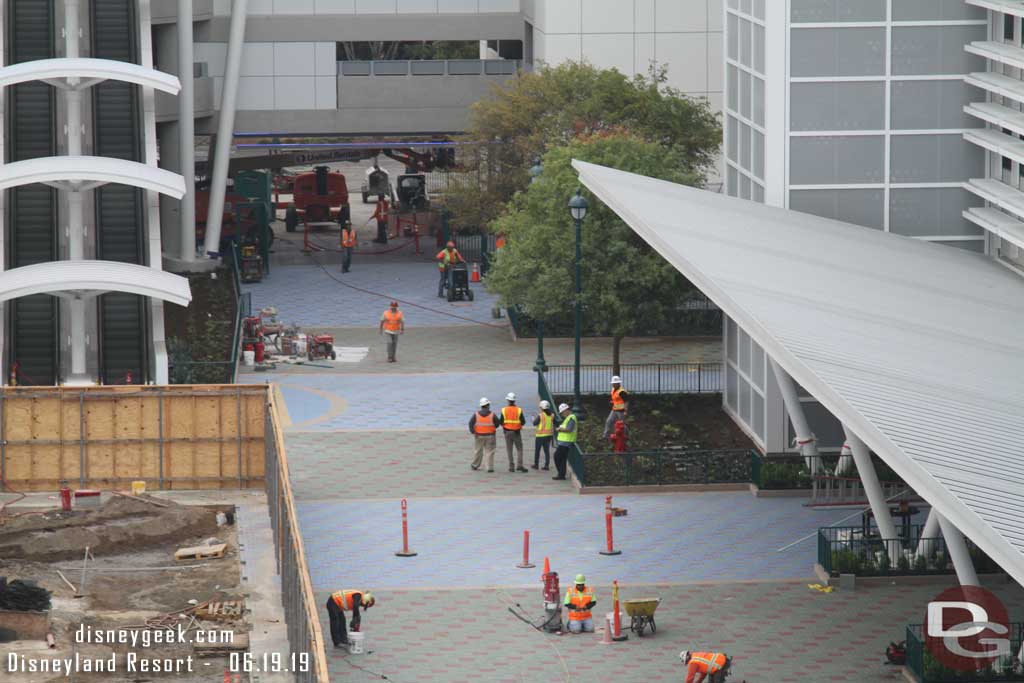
top-left (164, 269), bottom-right (238, 383)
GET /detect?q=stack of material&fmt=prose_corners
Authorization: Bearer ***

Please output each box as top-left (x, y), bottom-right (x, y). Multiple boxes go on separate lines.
top-left (0, 578), bottom-right (52, 612)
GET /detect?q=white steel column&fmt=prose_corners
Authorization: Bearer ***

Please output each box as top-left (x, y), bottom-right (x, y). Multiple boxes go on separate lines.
top-left (177, 0), bottom-right (196, 262)
top-left (915, 507), bottom-right (941, 558)
top-left (843, 427), bottom-right (898, 545)
top-left (202, 0), bottom-right (248, 257)
top-left (835, 441), bottom-right (853, 475)
top-left (769, 358), bottom-right (819, 472)
top-left (937, 512), bottom-right (980, 586)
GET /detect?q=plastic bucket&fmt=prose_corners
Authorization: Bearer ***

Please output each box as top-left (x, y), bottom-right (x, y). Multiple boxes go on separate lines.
top-left (131, 480), bottom-right (146, 495)
top-left (242, 350), bottom-right (256, 366)
top-left (347, 631), bottom-right (365, 655)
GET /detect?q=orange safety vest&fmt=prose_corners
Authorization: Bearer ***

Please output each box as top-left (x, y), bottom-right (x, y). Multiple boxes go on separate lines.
top-left (382, 309), bottom-right (403, 332)
top-left (501, 405), bottom-right (523, 431)
top-left (474, 411), bottom-right (496, 435)
top-left (536, 412), bottom-right (554, 437)
top-left (436, 248), bottom-right (462, 271)
top-left (341, 228), bottom-right (356, 248)
top-left (496, 235), bottom-right (506, 249)
top-left (331, 590), bottom-right (365, 611)
top-left (374, 201), bottom-right (389, 221)
top-left (564, 585), bottom-right (594, 621)
top-left (690, 652), bottom-right (727, 675)
top-left (611, 386), bottom-right (626, 411)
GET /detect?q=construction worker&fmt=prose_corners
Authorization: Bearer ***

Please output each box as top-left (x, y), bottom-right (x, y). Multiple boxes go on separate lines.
top-left (436, 240), bottom-right (463, 297)
top-left (340, 221), bottom-right (356, 273)
top-left (531, 400), bottom-right (555, 470)
top-left (602, 375), bottom-right (629, 438)
top-left (552, 403), bottom-right (577, 481)
top-left (563, 574), bottom-right (596, 633)
top-left (469, 397), bottom-right (497, 472)
top-left (679, 650), bottom-right (732, 683)
top-left (378, 301), bottom-right (404, 363)
top-left (325, 589), bottom-right (375, 648)
top-left (372, 195), bottom-right (389, 244)
top-left (501, 392), bottom-right (528, 473)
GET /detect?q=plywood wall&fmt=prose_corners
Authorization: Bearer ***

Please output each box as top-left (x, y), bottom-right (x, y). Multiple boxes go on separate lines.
top-left (0, 385), bottom-right (267, 491)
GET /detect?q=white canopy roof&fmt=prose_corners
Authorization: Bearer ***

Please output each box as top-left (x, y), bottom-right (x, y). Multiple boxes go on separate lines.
top-left (573, 160), bottom-right (1024, 584)
top-left (0, 261), bottom-right (191, 307)
top-left (0, 156), bottom-right (185, 199)
top-left (0, 58), bottom-right (180, 93)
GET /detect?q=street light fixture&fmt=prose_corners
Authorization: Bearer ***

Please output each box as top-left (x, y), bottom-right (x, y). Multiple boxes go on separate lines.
top-left (568, 189), bottom-right (589, 419)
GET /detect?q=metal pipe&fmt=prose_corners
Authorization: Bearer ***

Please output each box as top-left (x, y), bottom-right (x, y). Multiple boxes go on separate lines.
top-left (915, 507), bottom-right (940, 558)
top-left (202, 0), bottom-right (249, 257)
top-left (69, 299), bottom-right (87, 379)
top-left (937, 512), bottom-right (979, 586)
top-left (769, 359), bottom-right (819, 472)
top-left (177, 0), bottom-right (196, 262)
top-left (843, 428), bottom-right (898, 549)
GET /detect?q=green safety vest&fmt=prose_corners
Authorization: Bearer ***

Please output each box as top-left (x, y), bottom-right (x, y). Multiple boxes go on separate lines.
top-left (556, 414), bottom-right (578, 444)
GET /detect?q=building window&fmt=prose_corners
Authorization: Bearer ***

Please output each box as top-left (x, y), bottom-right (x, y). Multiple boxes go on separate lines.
top-left (1006, 14), bottom-right (1016, 42)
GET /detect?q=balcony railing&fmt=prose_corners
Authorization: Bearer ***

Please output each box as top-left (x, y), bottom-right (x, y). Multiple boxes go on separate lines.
top-left (338, 59), bottom-right (522, 77)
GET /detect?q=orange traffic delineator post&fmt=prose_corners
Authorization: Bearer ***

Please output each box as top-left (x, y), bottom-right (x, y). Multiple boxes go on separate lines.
top-left (471, 263), bottom-right (481, 282)
top-left (517, 530), bottom-right (536, 569)
top-left (395, 498), bottom-right (418, 557)
top-left (599, 495), bottom-right (622, 556)
top-left (611, 580), bottom-right (628, 641)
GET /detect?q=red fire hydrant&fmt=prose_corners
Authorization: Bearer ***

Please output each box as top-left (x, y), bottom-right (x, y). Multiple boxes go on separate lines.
top-left (609, 420), bottom-right (628, 453)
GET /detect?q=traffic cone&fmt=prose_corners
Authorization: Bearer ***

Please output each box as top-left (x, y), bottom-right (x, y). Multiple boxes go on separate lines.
top-left (471, 263), bottom-right (481, 282)
top-left (598, 616), bottom-right (614, 645)
top-left (541, 556), bottom-right (550, 580)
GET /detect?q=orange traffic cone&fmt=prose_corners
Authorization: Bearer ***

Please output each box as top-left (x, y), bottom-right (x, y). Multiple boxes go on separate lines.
top-left (471, 263), bottom-right (481, 282)
top-left (541, 556), bottom-right (550, 580)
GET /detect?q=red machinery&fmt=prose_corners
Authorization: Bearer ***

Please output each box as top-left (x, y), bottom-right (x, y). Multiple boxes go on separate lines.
top-left (293, 166), bottom-right (350, 226)
top-left (541, 565), bottom-right (562, 633)
top-left (195, 190), bottom-right (249, 243)
top-left (305, 333), bottom-right (336, 361)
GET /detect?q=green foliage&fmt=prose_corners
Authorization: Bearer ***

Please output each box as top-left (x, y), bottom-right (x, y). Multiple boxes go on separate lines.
top-left (914, 554), bottom-right (929, 573)
top-left (445, 61), bottom-right (721, 230)
top-left (897, 553), bottom-right (910, 572)
top-left (831, 549), bottom-right (862, 574)
top-left (759, 461), bottom-right (812, 490)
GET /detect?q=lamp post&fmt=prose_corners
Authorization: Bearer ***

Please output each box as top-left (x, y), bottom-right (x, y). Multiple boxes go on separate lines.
top-left (530, 159), bottom-right (547, 373)
top-left (568, 189), bottom-right (589, 419)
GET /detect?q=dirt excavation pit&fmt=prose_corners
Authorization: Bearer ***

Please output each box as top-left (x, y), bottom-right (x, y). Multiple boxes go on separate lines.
top-left (0, 497), bottom-right (246, 682)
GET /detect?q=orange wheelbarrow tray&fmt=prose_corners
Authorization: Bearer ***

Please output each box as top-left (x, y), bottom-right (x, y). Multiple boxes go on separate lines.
top-left (623, 598), bottom-right (661, 636)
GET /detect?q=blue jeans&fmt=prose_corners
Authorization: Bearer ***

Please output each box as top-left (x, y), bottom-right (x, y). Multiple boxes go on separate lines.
top-left (567, 618), bottom-right (593, 633)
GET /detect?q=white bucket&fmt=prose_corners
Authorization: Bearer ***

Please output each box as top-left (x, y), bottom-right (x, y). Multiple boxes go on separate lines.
top-left (606, 611), bottom-right (626, 628)
top-left (347, 631), bottom-right (365, 655)
top-left (242, 350), bottom-right (255, 366)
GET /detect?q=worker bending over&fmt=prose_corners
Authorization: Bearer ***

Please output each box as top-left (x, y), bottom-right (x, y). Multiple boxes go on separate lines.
top-left (501, 393), bottom-right (528, 473)
top-left (325, 589), bottom-right (375, 648)
top-left (436, 241), bottom-right (464, 297)
top-left (679, 650), bottom-right (732, 683)
top-left (563, 574), bottom-right (596, 633)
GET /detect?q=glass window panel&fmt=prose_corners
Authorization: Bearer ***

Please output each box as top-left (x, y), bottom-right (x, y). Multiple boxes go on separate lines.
top-left (740, 174), bottom-right (751, 199)
top-left (789, 136), bottom-right (885, 184)
top-left (890, 134), bottom-right (985, 183)
top-left (739, 377), bottom-right (751, 424)
top-left (727, 115), bottom-right (738, 160)
top-left (740, 70), bottom-right (751, 119)
top-left (741, 0), bottom-right (751, 14)
top-left (726, 365), bottom-right (738, 411)
top-left (727, 166), bottom-right (739, 196)
top-left (891, 26), bottom-right (987, 76)
top-left (728, 13), bottom-right (739, 61)
top-left (727, 65), bottom-right (739, 111)
top-left (751, 341), bottom-right (764, 390)
top-left (802, 402), bottom-right (846, 449)
top-left (740, 122), bottom-right (751, 168)
top-left (791, 28), bottom-right (886, 77)
top-left (933, 239), bottom-right (985, 253)
top-left (891, 81), bottom-right (985, 130)
top-left (727, 317), bottom-right (738, 362)
top-left (727, 0), bottom-right (738, 9)
top-left (790, 82), bottom-right (885, 131)
top-left (739, 329), bottom-right (751, 375)
top-left (1007, 13), bottom-right (1017, 42)
top-left (752, 76), bottom-right (765, 126)
top-left (753, 24), bottom-right (765, 73)
top-left (740, 19), bottom-right (752, 67)
top-left (789, 189), bottom-right (885, 229)
top-left (753, 0), bottom-right (765, 20)
top-left (892, 0), bottom-right (986, 21)
top-left (889, 188), bottom-right (985, 237)
top-left (791, 0), bottom-right (886, 23)
top-left (752, 130), bottom-right (764, 179)
top-left (752, 392), bottom-right (765, 442)
top-left (752, 183), bottom-right (764, 203)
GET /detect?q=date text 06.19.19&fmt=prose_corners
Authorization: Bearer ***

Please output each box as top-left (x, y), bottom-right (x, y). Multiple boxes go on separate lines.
top-left (230, 652), bottom-right (310, 673)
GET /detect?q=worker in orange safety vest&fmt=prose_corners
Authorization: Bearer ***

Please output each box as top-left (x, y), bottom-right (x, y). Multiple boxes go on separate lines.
top-left (563, 574), bottom-right (596, 633)
top-left (469, 397), bottom-right (498, 472)
top-left (378, 301), bottom-right (405, 362)
top-left (372, 195), bottom-right (390, 244)
top-left (602, 375), bottom-right (629, 438)
top-left (500, 392), bottom-right (528, 473)
top-left (340, 222), bottom-right (356, 273)
top-left (436, 241), bottom-right (463, 297)
top-left (325, 589), bottom-right (375, 647)
top-left (679, 650), bottom-right (732, 683)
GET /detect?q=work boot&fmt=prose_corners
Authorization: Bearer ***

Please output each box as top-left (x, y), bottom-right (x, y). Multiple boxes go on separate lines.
top-left (509, 466), bottom-right (515, 473)
top-left (517, 467), bottom-right (528, 472)
top-left (531, 464), bottom-right (538, 470)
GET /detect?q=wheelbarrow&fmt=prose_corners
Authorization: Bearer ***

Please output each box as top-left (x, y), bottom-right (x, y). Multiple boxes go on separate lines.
top-left (624, 598), bottom-right (661, 636)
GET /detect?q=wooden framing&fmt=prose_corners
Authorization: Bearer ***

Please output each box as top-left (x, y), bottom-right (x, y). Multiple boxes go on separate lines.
top-left (0, 385), bottom-right (266, 491)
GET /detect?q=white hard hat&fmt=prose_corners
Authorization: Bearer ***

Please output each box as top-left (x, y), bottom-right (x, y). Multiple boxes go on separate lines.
top-left (679, 650), bottom-right (690, 663)
top-left (505, 392), bottom-right (516, 402)
top-left (539, 400), bottom-right (550, 409)
top-left (558, 403), bottom-right (570, 412)
top-left (479, 397), bottom-right (490, 407)
top-left (611, 375), bottom-right (622, 384)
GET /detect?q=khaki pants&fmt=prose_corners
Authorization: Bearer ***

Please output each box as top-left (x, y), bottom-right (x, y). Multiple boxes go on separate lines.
top-left (472, 434), bottom-right (496, 471)
top-left (504, 430), bottom-right (524, 470)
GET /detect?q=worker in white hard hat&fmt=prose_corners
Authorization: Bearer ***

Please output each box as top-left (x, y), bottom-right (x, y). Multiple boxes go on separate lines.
top-left (501, 392), bottom-right (528, 473)
top-left (602, 375), bottom-right (629, 439)
top-left (531, 400), bottom-right (556, 470)
top-left (679, 650), bottom-right (732, 683)
top-left (326, 589), bottom-right (376, 648)
top-left (469, 397), bottom-right (498, 472)
top-left (552, 403), bottom-right (577, 481)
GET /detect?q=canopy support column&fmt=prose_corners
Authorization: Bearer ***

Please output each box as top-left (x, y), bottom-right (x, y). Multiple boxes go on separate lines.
top-left (937, 512), bottom-right (980, 586)
top-left (835, 441), bottom-right (853, 475)
top-left (770, 359), bottom-right (819, 473)
top-left (843, 428), bottom-right (898, 552)
top-left (915, 507), bottom-right (941, 559)
top-left (177, 0), bottom-right (196, 262)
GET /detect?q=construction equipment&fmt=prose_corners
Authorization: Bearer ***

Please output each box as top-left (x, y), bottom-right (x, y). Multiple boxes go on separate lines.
top-left (362, 164), bottom-right (393, 203)
top-left (294, 166), bottom-right (350, 227)
top-left (540, 562), bottom-right (563, 632)
top-left (624, 598), bottom-right (660, 636)
top-left (239, 245), bottom-right (263, 283)
top-left (306, 333), bottom-right (336, 361)
top-left (444, 262), bottom-right (474, 302)
top-left (396, 174), bottom-right (429, 212)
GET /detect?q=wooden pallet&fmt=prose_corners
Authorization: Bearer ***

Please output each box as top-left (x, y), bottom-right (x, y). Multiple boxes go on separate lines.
top-left (174, 543), bottom-right (227, 561)
top-left (196, 601), bottom-right (245, 621)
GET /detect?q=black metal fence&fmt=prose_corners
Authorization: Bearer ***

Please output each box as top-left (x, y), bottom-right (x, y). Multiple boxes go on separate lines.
top-left (906, 623), bottom-right (1024, 682)
top-left (580, 449), bottom-right (757, 487)
top-left (543, 363), bottom-right (722, 395)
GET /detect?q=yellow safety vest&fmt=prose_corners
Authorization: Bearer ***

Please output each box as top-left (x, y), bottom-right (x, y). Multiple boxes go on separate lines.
top-left (536, 412), bottom-right (554, 437)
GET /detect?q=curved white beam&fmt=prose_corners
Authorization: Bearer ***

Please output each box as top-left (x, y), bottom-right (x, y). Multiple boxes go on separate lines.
top-left (0, 58), bottom-right (180, 94)
top-left (0, 261), bottom-right (191, 307)
top-left (0, 156), bottom-right (185, 199)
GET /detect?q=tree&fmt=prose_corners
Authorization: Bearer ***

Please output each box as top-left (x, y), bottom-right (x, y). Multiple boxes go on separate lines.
top-left (485, 133), bottom-right (704, 372)
top-left (444, 61), bottom-right (721, 232)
